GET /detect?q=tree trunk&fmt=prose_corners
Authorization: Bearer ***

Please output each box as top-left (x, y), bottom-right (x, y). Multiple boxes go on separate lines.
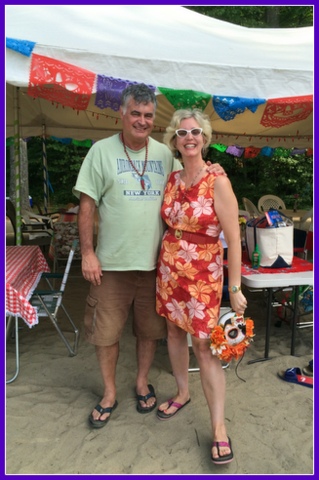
top-left (266, 6), bottom-right (280, 27)
top-left (9, 139), bottom-right (30, 210)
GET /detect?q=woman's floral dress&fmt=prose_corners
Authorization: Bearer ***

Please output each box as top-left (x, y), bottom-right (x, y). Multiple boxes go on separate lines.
top-left (156, 170), bottom-right (224, 339)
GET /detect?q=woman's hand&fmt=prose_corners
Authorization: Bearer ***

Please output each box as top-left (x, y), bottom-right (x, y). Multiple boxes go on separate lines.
top-left (229, 291), bottom-right (247, 316)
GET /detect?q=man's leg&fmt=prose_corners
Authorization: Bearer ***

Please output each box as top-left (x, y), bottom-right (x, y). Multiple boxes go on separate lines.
top-left (135, 337), bottom-right (157, 409)
top-left (85, 271), bottom-right (134, 421)
top-left (90, 343), bottom-right (118, 421)
top-left (133, 270), bottom-right (167, 411)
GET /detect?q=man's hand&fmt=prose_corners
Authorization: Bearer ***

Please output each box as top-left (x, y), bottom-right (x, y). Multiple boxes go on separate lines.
top-left (205, 161), bottom-right (227, 176)
top-left (82, 251), bottom-right (103, 286)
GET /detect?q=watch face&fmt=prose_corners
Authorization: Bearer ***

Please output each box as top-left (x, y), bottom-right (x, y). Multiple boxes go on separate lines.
top-left (230, 286), bottom-right (240, 293)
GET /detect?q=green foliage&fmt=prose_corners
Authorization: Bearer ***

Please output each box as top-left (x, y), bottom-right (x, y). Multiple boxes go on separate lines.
top-left (277, 6), bottom-right (313, 27)
top-left (205, 148), bottom-right (313, 210)
top-left (15, 138), bottom-right (88, 207)
top-left (186, 6), bottom-right (313, 28)
top-left (7, 139), bottom-right (313, 211)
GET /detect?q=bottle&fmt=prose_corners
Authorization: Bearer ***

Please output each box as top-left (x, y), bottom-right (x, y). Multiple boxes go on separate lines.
top-left (252, 244), bottom-right (261, 269)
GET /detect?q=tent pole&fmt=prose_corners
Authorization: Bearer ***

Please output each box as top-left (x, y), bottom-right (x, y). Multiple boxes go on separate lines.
top-left (13, 87), bottom-right (21, 245)
top-left (42, 124), bottom-right (48, 214)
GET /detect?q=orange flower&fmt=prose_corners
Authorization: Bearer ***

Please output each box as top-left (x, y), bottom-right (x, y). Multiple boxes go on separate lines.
top-left (156, 277), bottom-right (173, 301)
top-left (189, 280), bottom-right (212, 304)
top-left (162, 240), bottom-right (180, 265)
top-left (181, 216), bottom-right (201, 231)
top-left (198, 243), bottom-right (220, 261)
top-left (245, 318), bottom-right (254, 337)
top-left (198, 175), bottom-right (215, 196)
top-left (175, 261), bottom-right (199, 280)
top-left (163, 181), bottom-right (179, 205)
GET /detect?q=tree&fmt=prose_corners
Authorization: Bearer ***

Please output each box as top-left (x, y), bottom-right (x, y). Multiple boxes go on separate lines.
top-left (8, 140), bottom-right (30, 211)
top-left (205, 148), bottom-right (313, 210)
top-left (185, 6), bottom-right (313, 28)
top-left (6, 138), bottom-right (88, 209)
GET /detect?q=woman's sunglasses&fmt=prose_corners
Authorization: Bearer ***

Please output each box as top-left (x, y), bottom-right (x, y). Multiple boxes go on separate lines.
top-left (175, 128), bottom-right (203, 138)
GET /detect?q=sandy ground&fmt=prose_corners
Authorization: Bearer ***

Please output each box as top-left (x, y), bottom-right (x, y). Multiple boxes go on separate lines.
top-left (5, 266), bottom-right (314, 475)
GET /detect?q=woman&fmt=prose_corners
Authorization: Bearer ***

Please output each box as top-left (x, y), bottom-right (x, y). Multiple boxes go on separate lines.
top-left (156, 109), bottom-right (247, 465)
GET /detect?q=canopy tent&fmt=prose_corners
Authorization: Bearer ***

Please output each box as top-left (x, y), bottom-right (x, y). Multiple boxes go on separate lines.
top-left (6, 4), bottom-right (313, 149)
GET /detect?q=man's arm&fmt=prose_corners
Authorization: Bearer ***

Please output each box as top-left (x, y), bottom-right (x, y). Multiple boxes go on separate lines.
top-left (78, 193), bottom-right (102, 285)
top-left (206, 160), bottom-right (227, 176)
top-left (171, 158), bottom-right (226, 176)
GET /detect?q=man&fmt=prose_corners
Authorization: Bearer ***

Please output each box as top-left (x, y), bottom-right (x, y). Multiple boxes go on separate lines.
top-left (73, 84), bottom-right (224, 427)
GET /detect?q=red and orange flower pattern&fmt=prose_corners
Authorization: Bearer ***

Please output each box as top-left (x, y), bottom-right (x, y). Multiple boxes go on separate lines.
top-left (156, 171), bottom-right (224, 339)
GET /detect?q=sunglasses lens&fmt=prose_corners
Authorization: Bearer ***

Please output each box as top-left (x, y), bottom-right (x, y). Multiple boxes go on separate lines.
top-left (176, 130), bottom-right (187, 137)
top-left (191, 128), bottom-right (202, 136)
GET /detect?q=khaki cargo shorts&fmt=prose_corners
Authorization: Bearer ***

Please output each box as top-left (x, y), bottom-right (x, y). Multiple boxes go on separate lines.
top-left (84, 270), bottom-right (167, 346)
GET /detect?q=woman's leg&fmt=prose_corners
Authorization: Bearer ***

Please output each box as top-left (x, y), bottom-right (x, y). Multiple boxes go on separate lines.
top-left (191, 336), bottom-right (231, 461)
top-left (157, 321), bottom-right (190, 415)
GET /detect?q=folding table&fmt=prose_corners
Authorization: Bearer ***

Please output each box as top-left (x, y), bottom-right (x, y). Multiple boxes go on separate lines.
top-left (6, 245), bottom-right (50, 383)
top-left (241, 257), bottom-right (313, 363)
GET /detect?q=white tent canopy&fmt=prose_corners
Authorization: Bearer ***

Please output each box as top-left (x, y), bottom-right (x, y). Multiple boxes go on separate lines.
top-left (6, 5), bottom-right (313, 148)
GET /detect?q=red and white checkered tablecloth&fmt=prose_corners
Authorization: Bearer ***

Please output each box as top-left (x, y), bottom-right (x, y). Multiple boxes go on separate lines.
top-left (6, 246), bottom-right (50, 328)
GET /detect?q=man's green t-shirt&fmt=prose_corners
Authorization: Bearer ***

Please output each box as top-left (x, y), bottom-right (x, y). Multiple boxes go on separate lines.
top-left (73, 134), bottom-right (181, 271)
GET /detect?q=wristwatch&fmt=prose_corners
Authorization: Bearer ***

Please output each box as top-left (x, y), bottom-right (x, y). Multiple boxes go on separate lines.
top-left (228, 285), bottom-right (241, 294)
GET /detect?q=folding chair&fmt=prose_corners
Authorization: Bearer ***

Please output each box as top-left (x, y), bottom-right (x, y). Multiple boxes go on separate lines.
top-left (30, 239), bottom-right (80, 356)
top-left (275, 285), bottom-right (313, 332)
top-left (304, 230), bottom-right (313, 261)
top-left (293, 227), bottom-right (313, 261)
top-left (293, 228), bottom-right (307, 259)
top-left (49, 220), bottom-right (82, 272)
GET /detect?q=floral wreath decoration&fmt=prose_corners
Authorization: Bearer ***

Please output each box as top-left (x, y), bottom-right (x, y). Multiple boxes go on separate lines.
top-left (210, 311), bottom-right (255, 362)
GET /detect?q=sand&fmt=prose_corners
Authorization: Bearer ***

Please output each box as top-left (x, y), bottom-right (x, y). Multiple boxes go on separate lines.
top-left (5, 269), bottom-right (313, 475)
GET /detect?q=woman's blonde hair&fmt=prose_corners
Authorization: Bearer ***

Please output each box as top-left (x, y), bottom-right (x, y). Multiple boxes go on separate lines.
top-left (163, 109), bottom-right (212, 158)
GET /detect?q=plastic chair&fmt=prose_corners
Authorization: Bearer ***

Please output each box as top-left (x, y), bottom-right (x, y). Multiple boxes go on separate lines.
top-left (30, 239), bottom-right (80, 356)
top-left (22, 207), bottom-right (60, 229)
top-left (242, 197), bottom-right (260, 218)
top-left (297, 208), bottom-right (313, 231)
top-left (6, 198), bottom-right (53, 247)
top-left (258, 195), bottom-right (286, 212)
top-left (238, 209), bottom-right (250, 219)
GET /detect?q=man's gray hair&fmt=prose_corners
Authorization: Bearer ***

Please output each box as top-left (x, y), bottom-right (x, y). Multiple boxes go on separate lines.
top-left (120, 84), bottom-right (157, 113)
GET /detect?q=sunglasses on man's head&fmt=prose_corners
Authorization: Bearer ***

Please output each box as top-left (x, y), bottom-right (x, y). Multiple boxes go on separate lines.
top-left (175, 128), bottom-right (203, 138)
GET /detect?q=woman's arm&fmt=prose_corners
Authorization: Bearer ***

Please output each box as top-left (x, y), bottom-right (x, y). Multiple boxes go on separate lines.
top-left (214, 176), bottom-right (247, 315)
